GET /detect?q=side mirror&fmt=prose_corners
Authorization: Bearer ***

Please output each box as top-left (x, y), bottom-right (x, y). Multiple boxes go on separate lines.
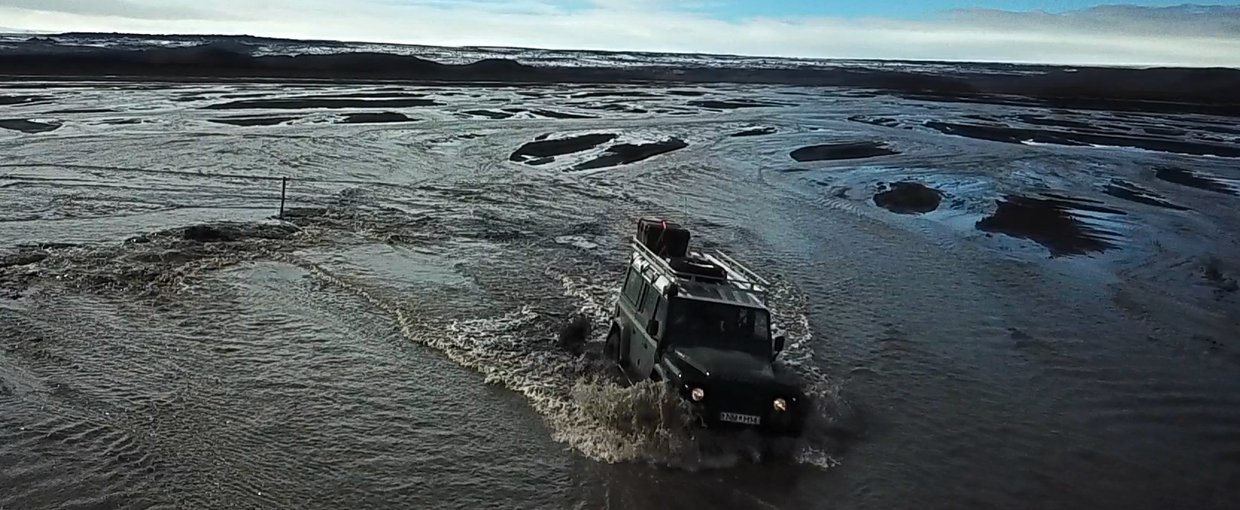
top-left (773, 335), bottom-right (786, 354)
top-left (646, 319), bottom-right (661, 337)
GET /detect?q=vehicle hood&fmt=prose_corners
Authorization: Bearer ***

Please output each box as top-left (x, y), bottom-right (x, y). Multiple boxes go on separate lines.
top-left (670, 346), bottom-right (774, 383)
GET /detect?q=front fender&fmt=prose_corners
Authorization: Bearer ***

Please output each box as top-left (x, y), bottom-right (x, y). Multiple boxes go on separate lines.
top-left (655, 356), bottom-right (685, 386)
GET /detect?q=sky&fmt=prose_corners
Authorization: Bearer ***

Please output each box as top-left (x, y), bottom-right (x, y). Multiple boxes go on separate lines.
top-left (1, 1), bottom-right (1238, 66)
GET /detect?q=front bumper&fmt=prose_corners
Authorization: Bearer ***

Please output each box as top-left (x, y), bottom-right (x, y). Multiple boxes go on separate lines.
top-left (687, 396), bottom-right (808, 437)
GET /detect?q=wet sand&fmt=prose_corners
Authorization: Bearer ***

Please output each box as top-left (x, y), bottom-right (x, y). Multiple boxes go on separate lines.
top-left (689, 99), bottom-right (789, 110)
top-left (976, 195), bottom-right (1126, 256)
top-left (340, 112), bottom-right (416, 124)
top-left (529, 109), bottom-right (599, 119)
top-left (1103, 180), bottom-right (1189, 211)
top-left (573, 139), bottom-right (689, 171)
top-left (464, 109), bottom-right (514, 119)
top-left (731, 127), bottom-right (777, 137)
top-left (510, 134), bottom-right (619, 164)
top-left (205, 97), bottom-right (440, 109)
top-left (0, 119), bottom-right (61, 133)
top-left (209, 115), bottom-right (298, 126)
top-left (791, 142), bottom-right (898, 162)
top-left (1155, 166), bottom-right (1238, 196)
top-left (0, 95), bottom-right (50, 106)
top-left (925, 121), bottom-right (1240, 157)
top-left (873, 182), bottom-right (943, 214)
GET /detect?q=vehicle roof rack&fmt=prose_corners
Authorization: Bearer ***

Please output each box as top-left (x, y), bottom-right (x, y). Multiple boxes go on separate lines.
top-left (630, 236), bottom-right (770, 305)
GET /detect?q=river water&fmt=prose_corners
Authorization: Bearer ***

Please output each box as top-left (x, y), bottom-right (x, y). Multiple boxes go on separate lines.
top-left (1, 80), bottom-right (1238, 509)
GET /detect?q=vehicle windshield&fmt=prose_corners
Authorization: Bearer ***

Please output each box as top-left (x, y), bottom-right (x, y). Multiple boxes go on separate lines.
top-left (666, 298), bottom-right (771, 356)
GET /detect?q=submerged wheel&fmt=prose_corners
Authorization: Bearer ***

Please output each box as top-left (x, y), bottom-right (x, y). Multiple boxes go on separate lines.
top-left (604, 328), bottom-right (621, 363)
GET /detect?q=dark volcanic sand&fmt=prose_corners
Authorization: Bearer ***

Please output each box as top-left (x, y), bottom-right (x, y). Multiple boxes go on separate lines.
top-left (205, 98), bottom-right (439, 109)
top-left (586, 104), bottom-right (649, 114)
top-left (509, 133), bottom-right (618, 163)
top-left (0, 95), bottom-right (50, 106)
top-left (530, 109), bottom-right (598, 119)
top-left (572, 139), bottom-right (688, 171)
top-left (689, 99), bottom-right (786, 109)
top-left (208, 116), bottom-right (298, 127)
top-left (976, 196), bottom-right (1126, 256)
top-left (791, 142), bottom-right (898, 162)
top-left (1154, 166), bottom-right (1237, 195)
top-left (848, 116), bottom-right (900, 128)
top-left (340, 112), bottom-right (416, 124)
top-left (0, 119), bottom-right (62, 133)
top-left (47, 108), bottom-right (115, 114)
top-left (464, 109), bottom-right (514, 119)
top-left (309, 92), bottom-right (427, 99)
top-left (572, 91), bottom-right (659, 99)
top-left (731, 127), bottom-right (777, 137)
top-left (873, 182), bottom-right (944, 214)
top-left (1104, 180), bottom-right (1190, 211)
top-left (926, 121), bottom-right (1240, 157)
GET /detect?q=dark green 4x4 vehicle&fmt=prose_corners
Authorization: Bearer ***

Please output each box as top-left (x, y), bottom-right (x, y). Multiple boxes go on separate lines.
top-left (604, 219), bottom-right (808, 436)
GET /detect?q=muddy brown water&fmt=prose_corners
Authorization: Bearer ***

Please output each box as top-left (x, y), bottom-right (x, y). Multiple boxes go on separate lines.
top-left (1, 81), bottom-right (1239, 509)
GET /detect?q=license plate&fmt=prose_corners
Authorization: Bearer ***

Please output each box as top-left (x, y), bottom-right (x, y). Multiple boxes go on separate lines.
top-left (719, 412), bottom-right (761, 425)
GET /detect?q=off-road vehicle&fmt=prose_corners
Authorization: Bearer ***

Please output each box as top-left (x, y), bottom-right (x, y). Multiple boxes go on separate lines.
top-left (604, 219), bottom-right (808, 436)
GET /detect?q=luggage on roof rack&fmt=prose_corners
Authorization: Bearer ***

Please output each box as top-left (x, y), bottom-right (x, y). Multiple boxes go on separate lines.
top-left (637, 218), bottom-right (690, 258)
top-left (628, 218), bottom-right (770, 305)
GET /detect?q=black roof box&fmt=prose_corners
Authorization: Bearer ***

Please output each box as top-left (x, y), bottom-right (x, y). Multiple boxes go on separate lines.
top-left (637, 218), bottom-right (690, 258)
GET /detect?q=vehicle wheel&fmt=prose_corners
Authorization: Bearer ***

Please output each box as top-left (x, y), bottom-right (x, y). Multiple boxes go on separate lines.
top-left (604, 329), bottom-right (621, 363)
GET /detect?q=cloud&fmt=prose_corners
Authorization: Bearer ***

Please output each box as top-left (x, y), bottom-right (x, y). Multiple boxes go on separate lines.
top-left (0, 1), bottom-right (1237, 67)
top-left (947, 5), bottom-right (1240, 38)
top-left (0, 0), bottom-right (225, 20)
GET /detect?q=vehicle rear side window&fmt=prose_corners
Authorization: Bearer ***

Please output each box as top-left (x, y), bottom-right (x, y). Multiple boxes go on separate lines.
top-left (622, 267), bottom-right (644, 304)
top-left (640, 283), bottom-right (661, 318)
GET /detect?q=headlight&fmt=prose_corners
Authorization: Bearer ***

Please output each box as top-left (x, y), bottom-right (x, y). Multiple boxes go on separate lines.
top-left (773, 398), bottom-right (788, 412)
top-left (690, 387), bottom-right (705, 402)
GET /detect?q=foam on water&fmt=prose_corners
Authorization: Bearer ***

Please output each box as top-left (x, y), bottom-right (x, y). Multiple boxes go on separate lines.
top-left (269, 242), bottom-right (845, 468)
top-left (555, 268), bottom-right (845, 468)
top-left (0, 179), bottom-right (851, 471)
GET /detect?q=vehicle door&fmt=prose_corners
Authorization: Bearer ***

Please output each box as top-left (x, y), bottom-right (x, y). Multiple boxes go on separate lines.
top-left (616, 266), bottom-right (646, 362)
top-left (626, 279), bottom-right (663, 379)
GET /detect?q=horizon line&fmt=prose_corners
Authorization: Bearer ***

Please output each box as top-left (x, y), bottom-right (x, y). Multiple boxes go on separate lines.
top-left (4, 29), bottom-right (1235, 70)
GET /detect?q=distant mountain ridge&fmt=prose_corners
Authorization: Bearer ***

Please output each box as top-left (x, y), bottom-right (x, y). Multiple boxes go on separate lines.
top-left (1, 32), bottom-right (1238, 117)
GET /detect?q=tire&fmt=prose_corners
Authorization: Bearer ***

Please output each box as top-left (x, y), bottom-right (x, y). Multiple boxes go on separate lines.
top-left (604, 328), bottom-right (621, 363)
top-left (669, 257), bottom-right (726, 279)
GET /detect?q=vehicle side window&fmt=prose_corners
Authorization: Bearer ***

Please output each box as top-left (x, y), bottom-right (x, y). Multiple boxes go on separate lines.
top-left (640, 283), bottom-right (661, 319)
top-left (753, 311), bottom-right (770, 341)
top-left (622, 267), bottom-right (644, 304)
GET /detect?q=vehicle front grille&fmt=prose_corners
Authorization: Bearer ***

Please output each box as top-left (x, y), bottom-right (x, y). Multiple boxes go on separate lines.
top-left (702, 380), bottom-right (771, 417)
